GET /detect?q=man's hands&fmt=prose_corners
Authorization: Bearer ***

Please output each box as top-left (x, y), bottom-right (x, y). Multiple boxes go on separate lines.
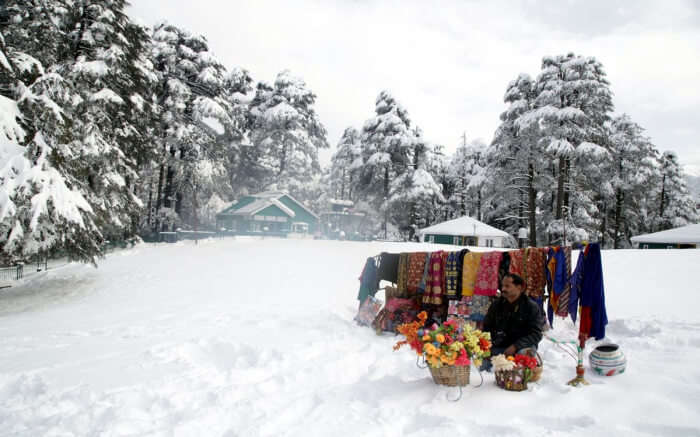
top-left (504, 345), bottom-right (517, 356)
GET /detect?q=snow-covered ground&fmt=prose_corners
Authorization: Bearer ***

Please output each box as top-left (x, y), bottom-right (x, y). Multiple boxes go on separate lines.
top-left (1, 238), bottom-right (699, 436)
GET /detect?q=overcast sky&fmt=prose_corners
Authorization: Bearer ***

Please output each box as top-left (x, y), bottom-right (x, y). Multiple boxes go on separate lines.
top-left (129, 0), bottom-right (700, 174)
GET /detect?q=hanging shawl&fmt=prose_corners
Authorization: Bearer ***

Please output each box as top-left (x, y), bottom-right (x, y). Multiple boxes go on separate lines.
top-left (473, 251), bottom-right (503, 296)
top-left (455, 249), bottom-right (470, 295)
top-left (569, 248), bottom-right (585, 322)
top-left (559, 247), bottom-right (572, 316)
top-left (444, 251), bottom-right (461, 300)
top-left (396, 253), bottom-right (409, 295)
top-left (423, 251), bottom-right (447, 305)
top-left (417, 252), bottom-right (431, 294)
top-left (570, 243), bottom-right (608, 341)
top-left (406, 252), bottom-right (427, 295)
top-left (547, 247), bottom-right (572, 326)
top-left (377, 252), bottom-right (400, 283)
top-left (461, 252), bottom-right (483, 297)
top-left (525, 247), bottom-right (547, 299)
top-left (357, 257), bottom-right (378, 303)
top-left (508, 249), bottom-right (526, 277)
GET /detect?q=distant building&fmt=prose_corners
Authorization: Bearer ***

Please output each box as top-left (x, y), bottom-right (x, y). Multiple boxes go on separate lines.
top-left (418, 216), bottom-right (513, 248)
top-left (319, 199), bottom-right (367, 240)
top-left (630, 223), bottom-right (700, 249)
top-left (216, 191), bottom-right (319, 237)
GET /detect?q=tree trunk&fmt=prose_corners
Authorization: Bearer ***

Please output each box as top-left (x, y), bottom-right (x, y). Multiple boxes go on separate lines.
top-left (555, 156), bottom-right (566, 220)
top-left (659, 174), bottom-right (666, 226)
top-left (340, 168), bottom-right (346, 200)
top-left (613, 188), bottom-right (623, 249)
top-left (477, 189), bottom-right (482, 221)
top-left (383, 165), bottom-right (389, 239)
top-left (153, 163), bottom-right (165, 232)
top-left (528, 162), bottom-right (537, 247)
top-left (563, 158), bottom-right (571, 214)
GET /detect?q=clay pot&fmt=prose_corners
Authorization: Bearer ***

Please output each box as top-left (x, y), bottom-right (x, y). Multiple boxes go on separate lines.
top-left (589, 343), bottom-right (626, 376)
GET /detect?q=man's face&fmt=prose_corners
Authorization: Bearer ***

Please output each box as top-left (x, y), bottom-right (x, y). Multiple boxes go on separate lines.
top-left (501, 276), bottom-right (524, 303)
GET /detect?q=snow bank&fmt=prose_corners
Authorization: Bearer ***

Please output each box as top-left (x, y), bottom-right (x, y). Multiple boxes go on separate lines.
top-left (0, 239), bottom-right (698, 435)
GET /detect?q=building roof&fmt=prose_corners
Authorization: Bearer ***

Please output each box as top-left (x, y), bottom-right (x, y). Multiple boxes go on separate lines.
top-left (418, 216), bottom-right (511, 238)
top-left (630, 223), bottom-right (700, 244)
top-left (217, 191), bottom-right (317, 220)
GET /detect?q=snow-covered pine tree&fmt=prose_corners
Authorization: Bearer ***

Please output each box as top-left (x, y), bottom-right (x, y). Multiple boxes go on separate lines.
top-left (654, 151), bottom-right (699, 230)
top-left (0, 25), bottom-right (102, 264)
top-left (61, 0), bottom-right (157, 242)
top-left (356, 91), bottom-right (414, 237)
top-left (329, 126), bottom-right (361, 201)
top-left (387, 128), bottom-right (443, 240)
top-left (484, 73), bottom-right (545, 245)
top-left (149, 23), bottom-right (231, 232)
top-left (605, 114), bottom-right (658, 248)
top-left (428, 143), bottom-right (455, 224)
top-left (247, 70), bottom-right (329, 200)
top-left (219, 67), bottom-right (255, 199)
top-left (530, 53), bottom-right (614, 243)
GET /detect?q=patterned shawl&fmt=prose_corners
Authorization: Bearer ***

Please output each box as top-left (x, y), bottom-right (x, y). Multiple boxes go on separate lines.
top-left (461, 252), bottom-right (483, 297)
top-left (444, 252), bottom-right (461, 300)
top-left (525, 247), bottom-right (547, 298)
top-left (423, 251), bottom-right (447, 305)
top-left (396, 253), bottom-right (409, 295)
top-left (557, 247), bottom-right (572, 317)
top-left (508, 249), bottom-right (526, 277)
top-left (473, 251), bottom-right (503, 296)
top-left (406, 252), bottom-right (427, 295)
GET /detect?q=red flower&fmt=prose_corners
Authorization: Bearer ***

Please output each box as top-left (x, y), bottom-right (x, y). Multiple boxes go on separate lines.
top-left (514, 354), bottom-right (537, 370)
top-left (455, 349), bottom-right (470, 366)
top-left (479, 337), bottom-right (491, 351)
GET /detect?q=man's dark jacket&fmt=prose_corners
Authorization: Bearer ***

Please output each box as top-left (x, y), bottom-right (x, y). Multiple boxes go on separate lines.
top-left (483, 294), bottom-right (544, 350)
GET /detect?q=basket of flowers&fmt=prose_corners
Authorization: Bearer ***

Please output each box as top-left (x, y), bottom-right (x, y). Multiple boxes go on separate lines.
top-left (492, 353), bottom-right (541, 391)
top-left (394, 311), bottom-right (492, 387)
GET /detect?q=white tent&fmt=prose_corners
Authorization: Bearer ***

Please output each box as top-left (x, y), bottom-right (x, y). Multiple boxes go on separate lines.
top-left (418, 216), bottom-right (513, 247)
top-left (630, 223), bottom-right (700, 248)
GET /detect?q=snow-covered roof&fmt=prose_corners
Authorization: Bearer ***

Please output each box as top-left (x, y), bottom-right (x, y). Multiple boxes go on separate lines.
top-left (630, 223), bottom-right (700, 244)
top-left (217, 191), bottom-right (319, 220)
top-left (418, 216), bottom-right (510, 238)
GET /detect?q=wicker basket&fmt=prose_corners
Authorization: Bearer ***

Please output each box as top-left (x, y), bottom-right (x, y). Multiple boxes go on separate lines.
top-left (495, 364), bottom-right (542, 391)
top-left (428, 364), bottom-right (470, 387)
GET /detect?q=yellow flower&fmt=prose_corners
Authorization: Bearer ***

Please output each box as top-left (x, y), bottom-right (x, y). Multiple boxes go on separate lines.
top-left (436, 334), bottom-right (445, 343)
top-left (424, 343), bottom-right (438, 356)
top-left (422, 334), bottom-right (431, 341)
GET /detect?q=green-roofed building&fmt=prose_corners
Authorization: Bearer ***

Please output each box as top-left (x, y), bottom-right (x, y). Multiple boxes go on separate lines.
top-left (216, 191), bottom-right (319, 237)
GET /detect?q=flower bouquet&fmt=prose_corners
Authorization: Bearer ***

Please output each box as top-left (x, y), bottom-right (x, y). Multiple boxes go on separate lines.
top-left (492, 353), bottom-right (540, 391)
top-left (394, 311), bottom-right (492, 387)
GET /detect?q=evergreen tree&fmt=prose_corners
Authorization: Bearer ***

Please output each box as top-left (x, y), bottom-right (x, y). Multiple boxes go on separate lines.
top-left (329, 127), bottom-right (361, 201)
top-left (247, 70), bottom-right (329, 199)
top-left (149, 23), bottom-right (231, 232)
top-left (387, 129), bottom-right (443, 240)
top-left (357, 90), bottom-right (414, 237)
top-left (485, 73), bottom-right (545, 245)
top-left (0, 25), bottom-right (102, 263)
top-left (61, 0), bottom-right (157, 241)
top-left (655, 151), bottom-right (699, 230)
top-left (530, 53), bottom-right (614, 243)
top-left (605, 114), bottom-right (657, 248)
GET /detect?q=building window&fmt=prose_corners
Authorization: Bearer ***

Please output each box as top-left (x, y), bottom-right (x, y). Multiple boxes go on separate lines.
top-left (453, 236), bottom-right (460, 245)
top-left (253, 215), bottom-right (265, 221)
top-left (429, 235), bottom-right (435, 243)
top-left (642, 244), bottom-right (649, 249)
top-left (276, 216), bottom-right (287, 222)
top-left (486, 239), bottom-right (494, 247)
top-left (250, 222), bottom-right (261, 232)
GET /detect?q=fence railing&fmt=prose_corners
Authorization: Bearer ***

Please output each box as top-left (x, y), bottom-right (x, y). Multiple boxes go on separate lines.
top-left (0, 264), bottom-right (23, 283)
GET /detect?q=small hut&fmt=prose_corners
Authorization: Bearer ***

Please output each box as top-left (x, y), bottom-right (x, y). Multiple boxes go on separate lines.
top-left (418, 216), bottom-right (512, 248)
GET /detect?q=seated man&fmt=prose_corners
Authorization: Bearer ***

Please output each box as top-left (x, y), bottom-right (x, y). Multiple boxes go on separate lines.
top-left (481, 273), bottom-right (544, 370)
